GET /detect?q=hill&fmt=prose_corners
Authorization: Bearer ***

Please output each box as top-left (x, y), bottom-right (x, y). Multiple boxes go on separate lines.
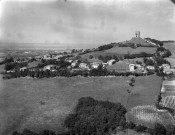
top-left (144, 38), bottom-right (163, 46)
top-left (128, 37), bottom-right (157, 47)
top-left (80, 37), bottom-right (159, 60)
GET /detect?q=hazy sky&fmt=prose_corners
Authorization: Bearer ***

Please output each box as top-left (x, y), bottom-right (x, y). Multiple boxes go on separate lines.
top-left (0, 0), bottom-right (175, 45)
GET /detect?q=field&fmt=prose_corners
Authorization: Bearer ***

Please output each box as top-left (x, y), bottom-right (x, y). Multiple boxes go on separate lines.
top-left (0, 75), bottom-right (162, 135)
top-left (80, 46), bottom-right (157, 60)
top-left (161, 95), bottom-right (175, 109)
top-left (80, 50), bottom-right (124, 60)
top-left (126, 75), bottom-right (162, 109)
top-left (105, 46), bottom-right (157, 55)
top-left (126, 105), bottom-right (175, 128)
top-left (164, 43), bottom-right (175, 58)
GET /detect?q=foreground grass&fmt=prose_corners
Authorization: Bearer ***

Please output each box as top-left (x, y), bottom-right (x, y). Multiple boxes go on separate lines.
top-left (0, 75), bottom-right (162, 135)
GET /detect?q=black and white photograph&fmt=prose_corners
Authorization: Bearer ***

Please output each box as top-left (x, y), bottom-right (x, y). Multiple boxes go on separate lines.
top-left (0, 0), bottom-right (175, 135)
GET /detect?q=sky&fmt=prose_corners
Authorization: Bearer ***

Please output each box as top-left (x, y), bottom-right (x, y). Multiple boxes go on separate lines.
top-left (0, 0), bottom-right (175, 46)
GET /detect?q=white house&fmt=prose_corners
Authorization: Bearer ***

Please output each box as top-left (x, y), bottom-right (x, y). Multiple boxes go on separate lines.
top-left (53, 55), bottom-right (63, 60)
top-left (129, 64), bottom-right (135, 72)
top-left (91, 62), bottom-right (100, 69)
top-left (146, 65), bottom-right (155, 71)
top-left (129, 64), bottom-right (144, 72)
top-left (43, 55), bottom-right (50, 60)
top-left (43, 65), bottom-right (57, 71)
top-left (163, 69), bottom-right (175, 75)
top-left (71, 60), bottom-right (78, 67)
top-left (19, 67), bottom-right (27, 71)
top-left (79, 63), bottom-right (89, 69)
top-left (160, 64), bottom-right (171, 70)
top-left (107, 59), bottom-right (116, 66)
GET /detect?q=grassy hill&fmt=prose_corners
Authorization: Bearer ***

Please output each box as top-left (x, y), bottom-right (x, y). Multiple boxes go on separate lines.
top-left (128, 37), bottom-right (156, 47)
top-left (80, 37), bottom-right (158, 60)
top-left (105, 46), bottom-right (157, 55)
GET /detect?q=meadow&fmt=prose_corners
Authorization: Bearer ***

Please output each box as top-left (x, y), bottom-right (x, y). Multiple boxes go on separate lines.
top-left (164, 42), bottom-right (175, 58)
top-left (105, 46), bottom-right (157, 55)
top-left (0, 75), bottom-right (162, 135)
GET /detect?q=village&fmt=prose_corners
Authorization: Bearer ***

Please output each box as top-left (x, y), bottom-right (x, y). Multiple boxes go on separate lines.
top-left (2, 43), bottom-right (175, 79)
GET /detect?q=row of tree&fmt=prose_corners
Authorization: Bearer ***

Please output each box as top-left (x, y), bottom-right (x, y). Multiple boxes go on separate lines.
top-left (4, 66), bottom-right (151, 79)
top-left (124, 52), bottom-right (153, 59)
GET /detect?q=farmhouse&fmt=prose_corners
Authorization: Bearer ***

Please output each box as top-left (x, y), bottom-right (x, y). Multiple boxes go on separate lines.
top-left (159, 64), bottom-right (171, 72)
top-left (91, 62), bottom-right (101, 69)
top-left (163, 69), bottom-right (175, 75)
top-left (53, 55), bottom-right (63, 60)
top-left (35, 56), bottom-right (42, 61)
top-left (19, 67), bottom-right (27, 71)
top-left (146, 65), bottom-right (155, 71)
top-left (71, 60), bottom-right (78, 67)
top-left (129, 64), bottom-right (135, 72)
top-left (43, 54), bottom-right (51, 60)
top-left (79, 63), bottom-right (89, 69)
top-left (43, 65), bottom-right (58, 71)
top-left (107, 59), bottom-right (116, 66)
top-left (129, 64), bottom-right (144, 72)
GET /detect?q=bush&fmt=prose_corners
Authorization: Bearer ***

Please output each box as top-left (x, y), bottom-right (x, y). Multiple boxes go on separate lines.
top-left (64, 97), bottom-right (127, 135)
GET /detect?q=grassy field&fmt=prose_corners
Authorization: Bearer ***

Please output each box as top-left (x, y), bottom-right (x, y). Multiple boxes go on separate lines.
top-left (0, 75), bottom-right (162, 135)
top-left (80, 51), bottom-right (124, 59)
top-left (164, 43), bottom-right (175, 58)
top-left (81, 46), bottom-right (157, 60)
top-left (105, 46), bottom-right (157, 55)
top-left (127, 75), bottom-right (162, 109)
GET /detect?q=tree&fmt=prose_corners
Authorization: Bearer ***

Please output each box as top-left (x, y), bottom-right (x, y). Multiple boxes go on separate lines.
top-left (64, 97), bottom-right (127, 135)
top-left (89, 55), bottom-right (93, 59)
top-left (153, 123), bottom-right (166, 135)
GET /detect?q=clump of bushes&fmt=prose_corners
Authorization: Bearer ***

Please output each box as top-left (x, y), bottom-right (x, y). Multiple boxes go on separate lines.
top-left (64, 97), bottom-right (127, 135)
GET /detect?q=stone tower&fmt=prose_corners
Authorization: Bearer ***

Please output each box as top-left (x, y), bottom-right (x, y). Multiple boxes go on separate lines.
top-left (135, 31), bottom-right (140, 38)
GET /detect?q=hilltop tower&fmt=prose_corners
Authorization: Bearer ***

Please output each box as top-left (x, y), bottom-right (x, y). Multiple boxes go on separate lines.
top-left (135, 31), bottom-right (140, 38)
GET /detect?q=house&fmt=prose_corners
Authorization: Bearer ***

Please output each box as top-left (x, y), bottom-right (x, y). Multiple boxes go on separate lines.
top-left (43, 54), bottom-right (51, 60)
top-left (6, 70), bottom-right (15, 73)
top-left (43, 65), bottom-right (58, 71)
top-left (71, 60), bottom-right (78, 67)
top-left (160, 64), bottom-right (171, 70)
top-left (79, 63), bottom-right (89, 69)
top-left (19, 67), bottom-right (27, 71)
top-left (146, 65), bottom-right (155, 71)
top-left (53, 55), bottom-right (63, 60)
top-left (102, 63), bottom-right (108, 68)
top-left (35, 56), bottom-right (42, 61)
top-left (107, 59), bottom-right (116, 66)
top-left (163, 69), bottom-right (175, 75)
top-left (129, 64), bottom-right (135, 72)
top-left (91, 62), bottom-right (101, 69)
top-left (129, 64), bottom-right (144, 72)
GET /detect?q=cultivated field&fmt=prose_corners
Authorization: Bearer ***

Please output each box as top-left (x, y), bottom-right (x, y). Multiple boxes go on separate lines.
top-left (161, 96), bottom-right (175, 109)
top-left (126, 105), bottom-right (162, 128)
top-left (126, 105), bottom-right (175, 128)
top-left (0, 75), bottom-right (162, 135)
